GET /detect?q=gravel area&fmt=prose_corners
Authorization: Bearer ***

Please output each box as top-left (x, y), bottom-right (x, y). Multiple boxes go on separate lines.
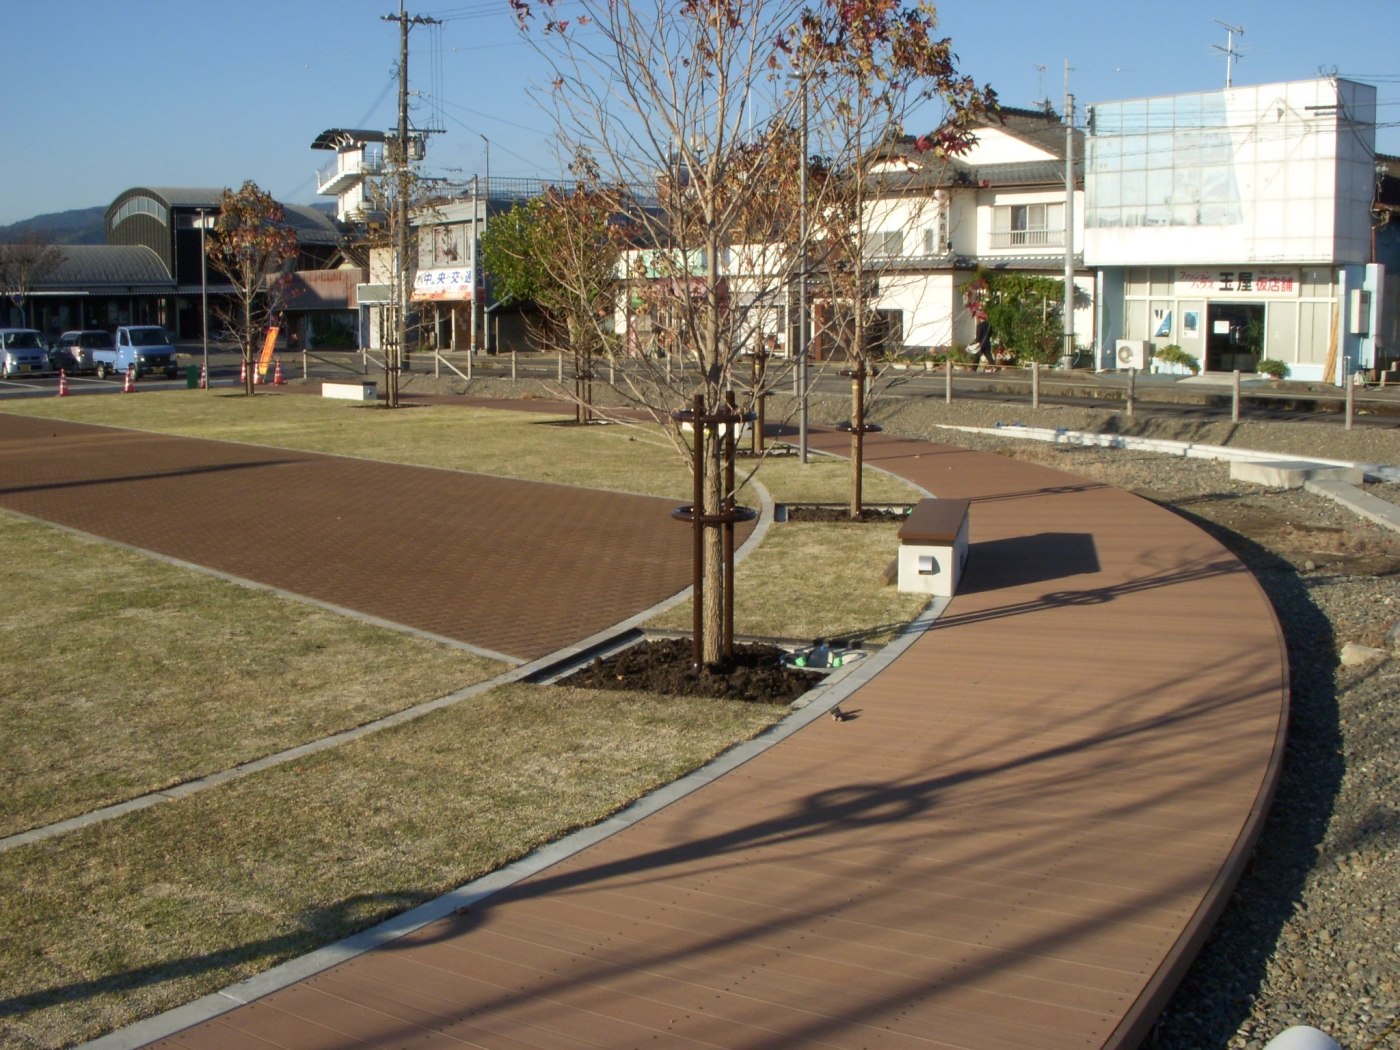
top-left (841, 397), bottom-right (1400, 1050)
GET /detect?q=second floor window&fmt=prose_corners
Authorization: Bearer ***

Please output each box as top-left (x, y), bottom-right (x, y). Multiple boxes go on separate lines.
top-left (868, 230), bottom-right (905, 257)
top-left (992, 203), bottom-right (1065, 248)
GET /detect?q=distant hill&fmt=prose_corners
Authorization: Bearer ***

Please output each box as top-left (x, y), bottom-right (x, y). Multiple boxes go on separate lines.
top-left (0, 206), bottom-right (107, 245)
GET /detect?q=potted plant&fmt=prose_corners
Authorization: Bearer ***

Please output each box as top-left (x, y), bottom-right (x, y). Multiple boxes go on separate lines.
top-left (1154, 344), bottom-right (1200, 376)
top-left (1257, 358), bottom-right (1290, 381)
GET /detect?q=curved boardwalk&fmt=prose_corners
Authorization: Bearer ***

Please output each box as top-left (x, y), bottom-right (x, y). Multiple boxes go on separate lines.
top-left (0, 412), bottom-right (698, 661)
top-left (142, 427), bottom-right (1287, 1050)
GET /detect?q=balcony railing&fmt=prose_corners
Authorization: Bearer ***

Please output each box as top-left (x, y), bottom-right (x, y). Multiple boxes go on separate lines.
top-left (990, 228), bottom-right (1064, 249)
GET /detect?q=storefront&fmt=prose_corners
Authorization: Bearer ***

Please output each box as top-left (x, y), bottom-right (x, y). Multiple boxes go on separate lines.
top-left (1086, 78), bottom-right (1384, 383)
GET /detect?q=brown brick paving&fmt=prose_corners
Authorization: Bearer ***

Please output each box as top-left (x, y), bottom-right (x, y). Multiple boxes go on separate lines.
top-left (0, 412), bottom-right (708, 662)
top-left (139, 420), bottom-right (1286, 1050)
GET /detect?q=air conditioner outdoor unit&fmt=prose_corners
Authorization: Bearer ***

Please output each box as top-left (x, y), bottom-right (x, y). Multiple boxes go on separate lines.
top-left (1115, 340), bottom-right (1151, 370)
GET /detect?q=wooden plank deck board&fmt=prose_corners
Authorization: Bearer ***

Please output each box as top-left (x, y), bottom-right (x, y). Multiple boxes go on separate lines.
top-left (148, 428), bottom-right (1287, 1050)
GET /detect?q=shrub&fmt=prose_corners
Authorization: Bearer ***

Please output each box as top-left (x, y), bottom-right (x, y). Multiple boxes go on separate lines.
top-left (1154, 344), bottom-right (1200, 374)
top-left (1257, 357), bottom-right (1290, 379)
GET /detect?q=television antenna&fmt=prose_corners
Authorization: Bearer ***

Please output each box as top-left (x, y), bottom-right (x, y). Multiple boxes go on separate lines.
top-left (1212, 19), bottom-right (1244, 89)
top-left (1032, 63), bottom-right (1049, 112)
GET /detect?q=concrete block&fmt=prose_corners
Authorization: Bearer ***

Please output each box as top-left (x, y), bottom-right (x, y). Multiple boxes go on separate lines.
top-left (323, 380), bottom-right (377, 402)
top-left (1230, 459), bottom-right (1365, 489)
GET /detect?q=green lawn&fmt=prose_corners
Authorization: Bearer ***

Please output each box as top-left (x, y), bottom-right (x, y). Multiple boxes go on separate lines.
top-left (0, 682), bottom-right (784, 1050)
top-left (0, 510), bottom-right (500, 839)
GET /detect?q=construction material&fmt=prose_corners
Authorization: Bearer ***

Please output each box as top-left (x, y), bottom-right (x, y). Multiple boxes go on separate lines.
top-left (1305, 478), bottom-right (1400, 534)
top-left (1229, 460), bottom-right (1364, 489)
top-left (322, 380), bottom-right (378, 402)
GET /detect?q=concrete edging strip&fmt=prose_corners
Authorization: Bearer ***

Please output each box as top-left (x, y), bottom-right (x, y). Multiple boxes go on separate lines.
top-left (0, 484), bottom-right (774, 855)
top-left (0, 506), bottom-right (521, 665)
top-left (79, 587), bottom-right (949, 1050)
top-left (1305, 477), bottom-right (1400, 533)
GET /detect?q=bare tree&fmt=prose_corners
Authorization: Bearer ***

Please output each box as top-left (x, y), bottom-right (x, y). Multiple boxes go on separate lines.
top-left (0, 232), bottom-right (65, 329)
top-left (514, 0), bottom-right (815, 667)
top-left (207, 182), bottom-right (298, 396)
top-left (795, 0), bottom-right (996, 517)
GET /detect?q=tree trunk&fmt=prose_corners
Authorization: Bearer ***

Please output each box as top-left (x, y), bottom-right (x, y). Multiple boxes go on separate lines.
top-left (849, 359), bottom-right (864, 519)
top-left (244, 297), bottom-right (254, 397)
top-left (702, 409), bottom-right (724, 667)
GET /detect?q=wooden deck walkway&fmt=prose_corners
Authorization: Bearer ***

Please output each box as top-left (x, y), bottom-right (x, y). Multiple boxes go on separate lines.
top-left (143, 427), bottom-right (1288, 1050)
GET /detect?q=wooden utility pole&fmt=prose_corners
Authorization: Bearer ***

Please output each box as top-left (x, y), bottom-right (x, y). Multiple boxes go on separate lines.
top-left (382, 1), bottom-right (439, 408)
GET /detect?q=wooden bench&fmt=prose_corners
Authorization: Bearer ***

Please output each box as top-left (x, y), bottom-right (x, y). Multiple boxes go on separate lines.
top-left (896, 497), bottom-right (970, 596)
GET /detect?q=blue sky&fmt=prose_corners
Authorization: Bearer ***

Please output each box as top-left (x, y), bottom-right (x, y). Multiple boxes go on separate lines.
top-left (1, 0), bottom-right (1396, 225)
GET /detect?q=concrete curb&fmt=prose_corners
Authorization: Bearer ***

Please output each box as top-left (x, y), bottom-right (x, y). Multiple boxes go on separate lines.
top-left (0, 506), bottom-right (521, 665)
top-left (1304, 478), bottom-right (1400, 533)
top-left (0, 485), bottom-right (775, 856)
top-left (78, 587), bottom-right (949, 1050)
top-left (932, 423), bottom-right (1400, 481)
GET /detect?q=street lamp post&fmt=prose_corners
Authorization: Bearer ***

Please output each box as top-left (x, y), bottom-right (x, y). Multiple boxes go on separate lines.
top-left (197, 208), bottom-right (211, 387)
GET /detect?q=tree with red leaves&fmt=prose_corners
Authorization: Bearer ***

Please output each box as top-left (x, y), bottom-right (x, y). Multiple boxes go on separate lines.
top-left (207, 181), bottom-right (298, 396)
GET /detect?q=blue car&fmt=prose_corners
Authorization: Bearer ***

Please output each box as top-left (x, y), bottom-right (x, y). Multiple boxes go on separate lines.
top-left (94, 326), bottom-right (179, 380)
top-left (0, 329), bottom-right (51, 377)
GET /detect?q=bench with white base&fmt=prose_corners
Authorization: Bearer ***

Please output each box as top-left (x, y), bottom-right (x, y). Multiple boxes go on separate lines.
top-left (896, 498), bottom-right (970, 597)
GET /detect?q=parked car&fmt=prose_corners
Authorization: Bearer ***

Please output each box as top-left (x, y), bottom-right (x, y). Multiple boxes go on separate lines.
top-left (50, 330), bottom-right (114, 373)
top-left (94, 326), bottom-right (179, 380)
top-left (0, 329), bottom-right (51, 377)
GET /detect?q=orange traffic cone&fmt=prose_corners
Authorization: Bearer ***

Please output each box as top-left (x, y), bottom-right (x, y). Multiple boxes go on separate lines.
top-left (56, 369), bottom-right (69, 397)
top-left (253, 362), bottom-right (264, 385)
top-left (199, 363), bottom-right (208, 389)
top-left (240, 358), bottom-right (247, 385)
top-left (123, 365), bottom-right (135, 393)
top-left (272, 356), bottom-right (285, 385)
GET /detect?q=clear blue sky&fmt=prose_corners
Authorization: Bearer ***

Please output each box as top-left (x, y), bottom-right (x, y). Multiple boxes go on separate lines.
top-left (1, 0), bottom-right (1396, 226)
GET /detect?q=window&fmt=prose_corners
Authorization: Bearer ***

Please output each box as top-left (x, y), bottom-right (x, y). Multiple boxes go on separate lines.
top-left (112, 196), bottom-right (169, 228)
top-left (867, 230), bottom-right (905, 258)
top-left (990, 203), bottom-right (1064, 247)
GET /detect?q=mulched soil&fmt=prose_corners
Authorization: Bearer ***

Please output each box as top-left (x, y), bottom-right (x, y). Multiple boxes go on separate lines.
top-left (565, 638), bottom-right (822, 704)
top-left (784, 505), bottom-right (912, 524)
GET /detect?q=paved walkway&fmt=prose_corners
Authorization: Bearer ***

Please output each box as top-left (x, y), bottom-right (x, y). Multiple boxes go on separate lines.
top-left (0, 412), bottom-right (701, 662)
top-left (137, 423), bottom-right (1286, 1050)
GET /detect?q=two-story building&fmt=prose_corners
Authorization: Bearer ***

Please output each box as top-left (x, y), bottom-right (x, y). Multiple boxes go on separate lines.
top-left (1086, 77), bottom-right (1390, 382)
top-left (862, 107), bottom-right (1092, 356)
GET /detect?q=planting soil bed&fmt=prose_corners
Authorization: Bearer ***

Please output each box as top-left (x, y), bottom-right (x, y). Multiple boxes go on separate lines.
top-left (783, 505), bottom-right (912, 523)
top-left (566, 638), bottom-right (821, 704)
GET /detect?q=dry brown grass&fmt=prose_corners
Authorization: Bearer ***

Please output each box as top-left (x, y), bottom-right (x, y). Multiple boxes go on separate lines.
top-left (652, 520), bottom-right (927, 643)
top-left (0, 682), bottom-right (784, 1050)
top-left (0, 509), bottom-right (500, 838)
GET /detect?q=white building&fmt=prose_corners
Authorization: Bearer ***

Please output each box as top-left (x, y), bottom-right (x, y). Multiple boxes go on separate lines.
top-left (863, 108), bottom-right (1092, 357)
top-left (1086, 78), bottom-right (1385, 382)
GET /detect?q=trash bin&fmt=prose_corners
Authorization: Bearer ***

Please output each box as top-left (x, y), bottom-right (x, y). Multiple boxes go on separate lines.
top-left (186, 365), bottom-right (199, 389)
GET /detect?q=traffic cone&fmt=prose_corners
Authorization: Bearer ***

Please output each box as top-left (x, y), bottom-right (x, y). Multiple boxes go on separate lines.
top-left (253, 362), bottom-right (264, 385)
top-left (240, 358), bottom-right (247, 385)
top-left (123, 365), bottom-right (135, 393)
top-left (272, 356), bottom-right (285, 385)
top-left (56, 369), bottom-right (69, 397)
top-left (199, 363), bottom-right (208, 389)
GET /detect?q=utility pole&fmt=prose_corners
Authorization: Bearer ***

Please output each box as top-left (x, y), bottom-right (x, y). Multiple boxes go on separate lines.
top-left (1212, 20), bottom-right (1244, 90)
top-left (1063, 60), bottom-right (1075, 370)
top-left (382, 0), bottom-right (440, 408)
top-left (197, 207), bottom-right (210, 386)
top-left (480, 133), bottom-right (490, 356)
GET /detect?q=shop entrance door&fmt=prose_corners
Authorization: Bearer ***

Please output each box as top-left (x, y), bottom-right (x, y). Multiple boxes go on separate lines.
top-left (1206, 302), bottom-right (1265, 372)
